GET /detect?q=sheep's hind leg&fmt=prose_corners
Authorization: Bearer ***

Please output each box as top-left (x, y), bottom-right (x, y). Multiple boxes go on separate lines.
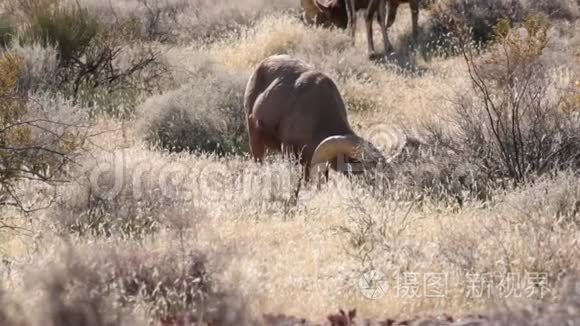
top-left (247, 117), bottom-right (266, 163)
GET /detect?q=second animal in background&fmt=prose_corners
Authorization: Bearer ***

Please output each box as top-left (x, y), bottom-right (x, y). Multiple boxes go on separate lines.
top-left (309, 0), bottom-right (420, 56)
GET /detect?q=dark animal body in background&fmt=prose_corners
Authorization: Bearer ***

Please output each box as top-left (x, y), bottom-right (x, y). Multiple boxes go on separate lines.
top-left (302, 0), bottom-right (420, 55)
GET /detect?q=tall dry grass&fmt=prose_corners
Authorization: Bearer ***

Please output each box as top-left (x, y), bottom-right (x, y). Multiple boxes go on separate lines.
top-left (0, 0), bottom-right (579, 325)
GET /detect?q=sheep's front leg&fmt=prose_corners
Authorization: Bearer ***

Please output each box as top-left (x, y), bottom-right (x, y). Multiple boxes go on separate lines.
top-left (247, 116), bottom-right (265, 163)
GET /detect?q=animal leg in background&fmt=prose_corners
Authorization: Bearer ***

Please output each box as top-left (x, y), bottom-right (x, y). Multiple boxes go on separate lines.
top-left (410, 0), bottom-right (419, 50)
top-left (386, 0), bottom-right (399, 28)
top-left (375, 0), bottom-right (392, 54)
top-left (384, 0), bottom-right (399, 52)
top-left (364, 0), bottom-right (377, 55)
top-left (345, 0), bottom-right (356, 45)
top-left (364, 0), bottom-right (390, 56)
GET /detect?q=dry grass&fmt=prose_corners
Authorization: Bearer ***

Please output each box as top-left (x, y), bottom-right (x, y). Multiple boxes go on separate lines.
top-left (0, 0), bottom-right (579, 325)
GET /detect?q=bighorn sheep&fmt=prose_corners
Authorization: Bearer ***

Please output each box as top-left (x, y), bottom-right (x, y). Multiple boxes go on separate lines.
top-left (302, 0), bottom-right (420, 56)
top-left (243, 54), bottom-right (412, 182)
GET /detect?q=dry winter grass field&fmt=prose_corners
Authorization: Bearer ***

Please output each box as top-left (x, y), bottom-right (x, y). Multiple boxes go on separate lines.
top-left (1, 0), bottom-right (580, 325)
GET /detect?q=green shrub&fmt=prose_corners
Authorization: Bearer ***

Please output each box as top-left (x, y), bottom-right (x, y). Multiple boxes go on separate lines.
top-left (0, 15), bottom-right (14, 48)
top-left (138, 65), bottom-right (249, 156)
top-left (10, 42), bottom-right (59, 95)
top-left (413, 0), bottom-right (526, 58)
top-left (21, 6), bottom-right (99, 65)
top-left (530, 0), bottom-right (579, 21)
top-left (411, 0), bottom-right (578, 58)
top-left (17, 3), bottom-right (164, 117)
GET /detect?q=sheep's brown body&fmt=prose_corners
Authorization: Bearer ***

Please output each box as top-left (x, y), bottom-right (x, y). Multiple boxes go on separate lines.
top-left (244, 55), bottom-right (396, 180)
top-left (243, 55), bottom-right (425, 186)
top-left (244, 55), bottom-right (350, 176)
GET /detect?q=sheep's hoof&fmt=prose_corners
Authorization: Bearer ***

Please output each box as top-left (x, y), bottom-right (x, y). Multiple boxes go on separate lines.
top-left (368, 52), bottom-right (383, 61)
top-left (384, 46), bottom-right (396, 56)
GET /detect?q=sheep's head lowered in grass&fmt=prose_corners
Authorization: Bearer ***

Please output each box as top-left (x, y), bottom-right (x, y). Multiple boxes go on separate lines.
top-left (309, 131), bottom-right (423, 183)
top-left (243, 54), bottom-right (421, 184)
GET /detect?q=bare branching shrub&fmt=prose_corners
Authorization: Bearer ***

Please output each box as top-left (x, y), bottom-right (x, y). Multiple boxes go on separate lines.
top-left (422, 15), bottom-right (580, 187)
top-left (387, 15), bottom-right (579, 205)
top-left (0, 52), bottom-right (87, 215)
top-left (129, 0), bottom-right (187, 42)
top-left (415, 0), bottom-right (578, 58)
top-left (14, 2), bottom-right (166, 116)
top-left (137, 65), bottom-right (248, 155)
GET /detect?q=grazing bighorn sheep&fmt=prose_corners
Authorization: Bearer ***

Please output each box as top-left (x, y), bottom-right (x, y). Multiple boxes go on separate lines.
top-left (243, 54), bottom-right (412, 182)
top-left (302, 0), bottom-right (420, 56)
